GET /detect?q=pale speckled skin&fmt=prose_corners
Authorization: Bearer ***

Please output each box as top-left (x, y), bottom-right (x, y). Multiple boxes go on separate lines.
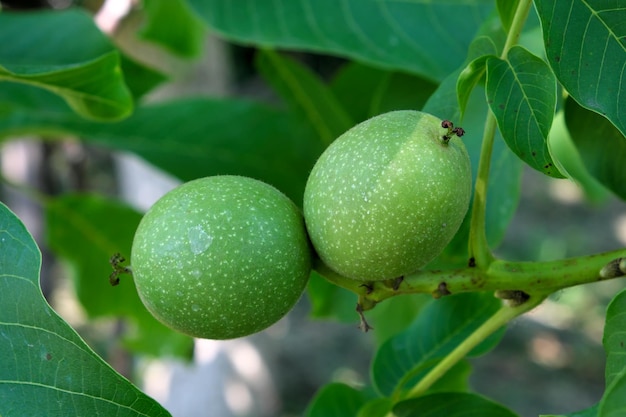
top-left (303, 111), bottom-right (471, 281)
top-left (131, 176), bottom-right (312, 340)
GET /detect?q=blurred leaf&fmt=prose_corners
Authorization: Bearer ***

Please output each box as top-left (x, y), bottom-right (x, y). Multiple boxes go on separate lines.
top-left (535, 0), bottom-right (626, 137)
top-left (0, 9), bottom-right (134, 121)
top-left (456, 34), bottom-right (502, 118)
top-left (456, 12), bottom-right (506, 118)
top-left (540, 404), bottom-right (599, 417)
top-left (603, 288), bottom-right (626, 388)
top-left (330, 62), bottom-right (437, 124)
top-left (0, 52), bottom-right (132, 121)
top-left (0, 202), bottom-right (171, 417)
top-left (84, 98), bottom-right (322, 203)
top-left (187, 0), bottom-right (494, 82)
top-left (486, 46), bottom-right (561, 177)
top-left (496, 0), bottom-right (520, 32)
top-left (547, 110), bottom-right (609, 203)
top-left (140, 0), bottom-right (205, 58)
top-left (393, 392), bottom-right (519, 417)
top-left (457, 53), bottom-right (493, 118)
top-left (304, 383), bottom-right (367, 417)
top-left (306, 271), bottom-right (357, 323)
top-left (366, 295), bottom-right (430, 346)
top-left (256, 50), bottom-right (353, 146)
top-left (119, 54), bottom-right (168, 99)
top-left (599, 367), bottom-right (626, 417)
top-left (357, 398), bottom-right (393, 417)
top-left (564, 97), bottom-right (626, 201)
top-left (371, 293), bottom-right (504, 397)
top-left (0, 9), bottom-right (111, 63)
top-left (425, 75), bottom-right (522, 265)
top-left (45, 194), bottom-right (193, 358)
top-left (428, 360), bottom-right (472, 393)
top-left (0, 85), bottom-right (323, 204)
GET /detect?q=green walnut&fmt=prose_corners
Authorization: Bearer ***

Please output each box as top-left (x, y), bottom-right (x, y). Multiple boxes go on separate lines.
top-left (303, 110), bottom-right (472, 281)
top-left (131, 175), bottom-right (312, 340)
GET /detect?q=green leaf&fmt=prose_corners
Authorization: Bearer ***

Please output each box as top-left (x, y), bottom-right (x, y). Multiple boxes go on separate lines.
top-left (425, 74), bottom-right (522, 263)
top-left (308, 276), bottom-right (428, 339)
top-left (599, 367), bottom-right (626, 417)
top-left (393, 392), bottom-right (519, 417)
top-left (0, 86), bottom-right (323, 204)
top-left (366, 295), bottom-right (430, 346)
top-left (304, 383), bottom-right (367, 417)
top-left (119, 54), bottom-right (168, 99)
top-left (256, 49), bottom-right (353, 146)
top-left (187, 0), bottom-right (495, 81)
top-left (496, 0), bottom-right (520, 32)
top-left (486, 46), bottom-right (561, 178)
top-left (603, 288), bottom-right (626, 388)
top-left (534, 0), bottom-right (626, 137)
top-left (594, 289), bottom-right (626, 417)
top-left (330, 62), bottom-right (437, 124)
top-left (140, 0), bottom-right (205, 58)
top-left (84, 98), bottom-right (322, 204)
top-left (371, 293), bottom-right (504, 397)
top-left (45, 194), bottom-right (193, 358)
top-left (540, 404), bottom-right (599, 417)
top-left (564, 97), bottom-right (626, 201)
top-left (428, 360), bottom-right (472, 393)
top-left (306, 272), bottom-right (358, 323)
top-left (357, 398), bottom-right (393, 417)
top-left (0, 52), bottom-right (132, 121)
top-left (456, 12), bottom-right (506, 117)
top-left (0, 9), bottom-right (133, 121)
top-left (547, 110), bottom-right (610, 203)
top-left (457, 50), bottom-right (495, 118)
top-left (0, 202), bottom-right (171, 417)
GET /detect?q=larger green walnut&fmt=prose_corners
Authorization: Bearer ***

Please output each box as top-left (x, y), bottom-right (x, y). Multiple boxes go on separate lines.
top-left (131, 175), bottom-right (312, 340)
top-left (303, 110), bottom-right (472, 281)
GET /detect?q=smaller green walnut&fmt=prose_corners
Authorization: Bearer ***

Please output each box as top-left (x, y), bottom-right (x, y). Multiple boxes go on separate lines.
top-left (303, 110), bottom-right (472, 281)
top-left (131, 175), bottom-right (312, 340)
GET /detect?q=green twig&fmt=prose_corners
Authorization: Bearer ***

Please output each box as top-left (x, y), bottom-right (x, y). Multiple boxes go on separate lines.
top-left (467, 112), bottom-right (498, 267)
top-left (315, 247), bottom-right (626, 308)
